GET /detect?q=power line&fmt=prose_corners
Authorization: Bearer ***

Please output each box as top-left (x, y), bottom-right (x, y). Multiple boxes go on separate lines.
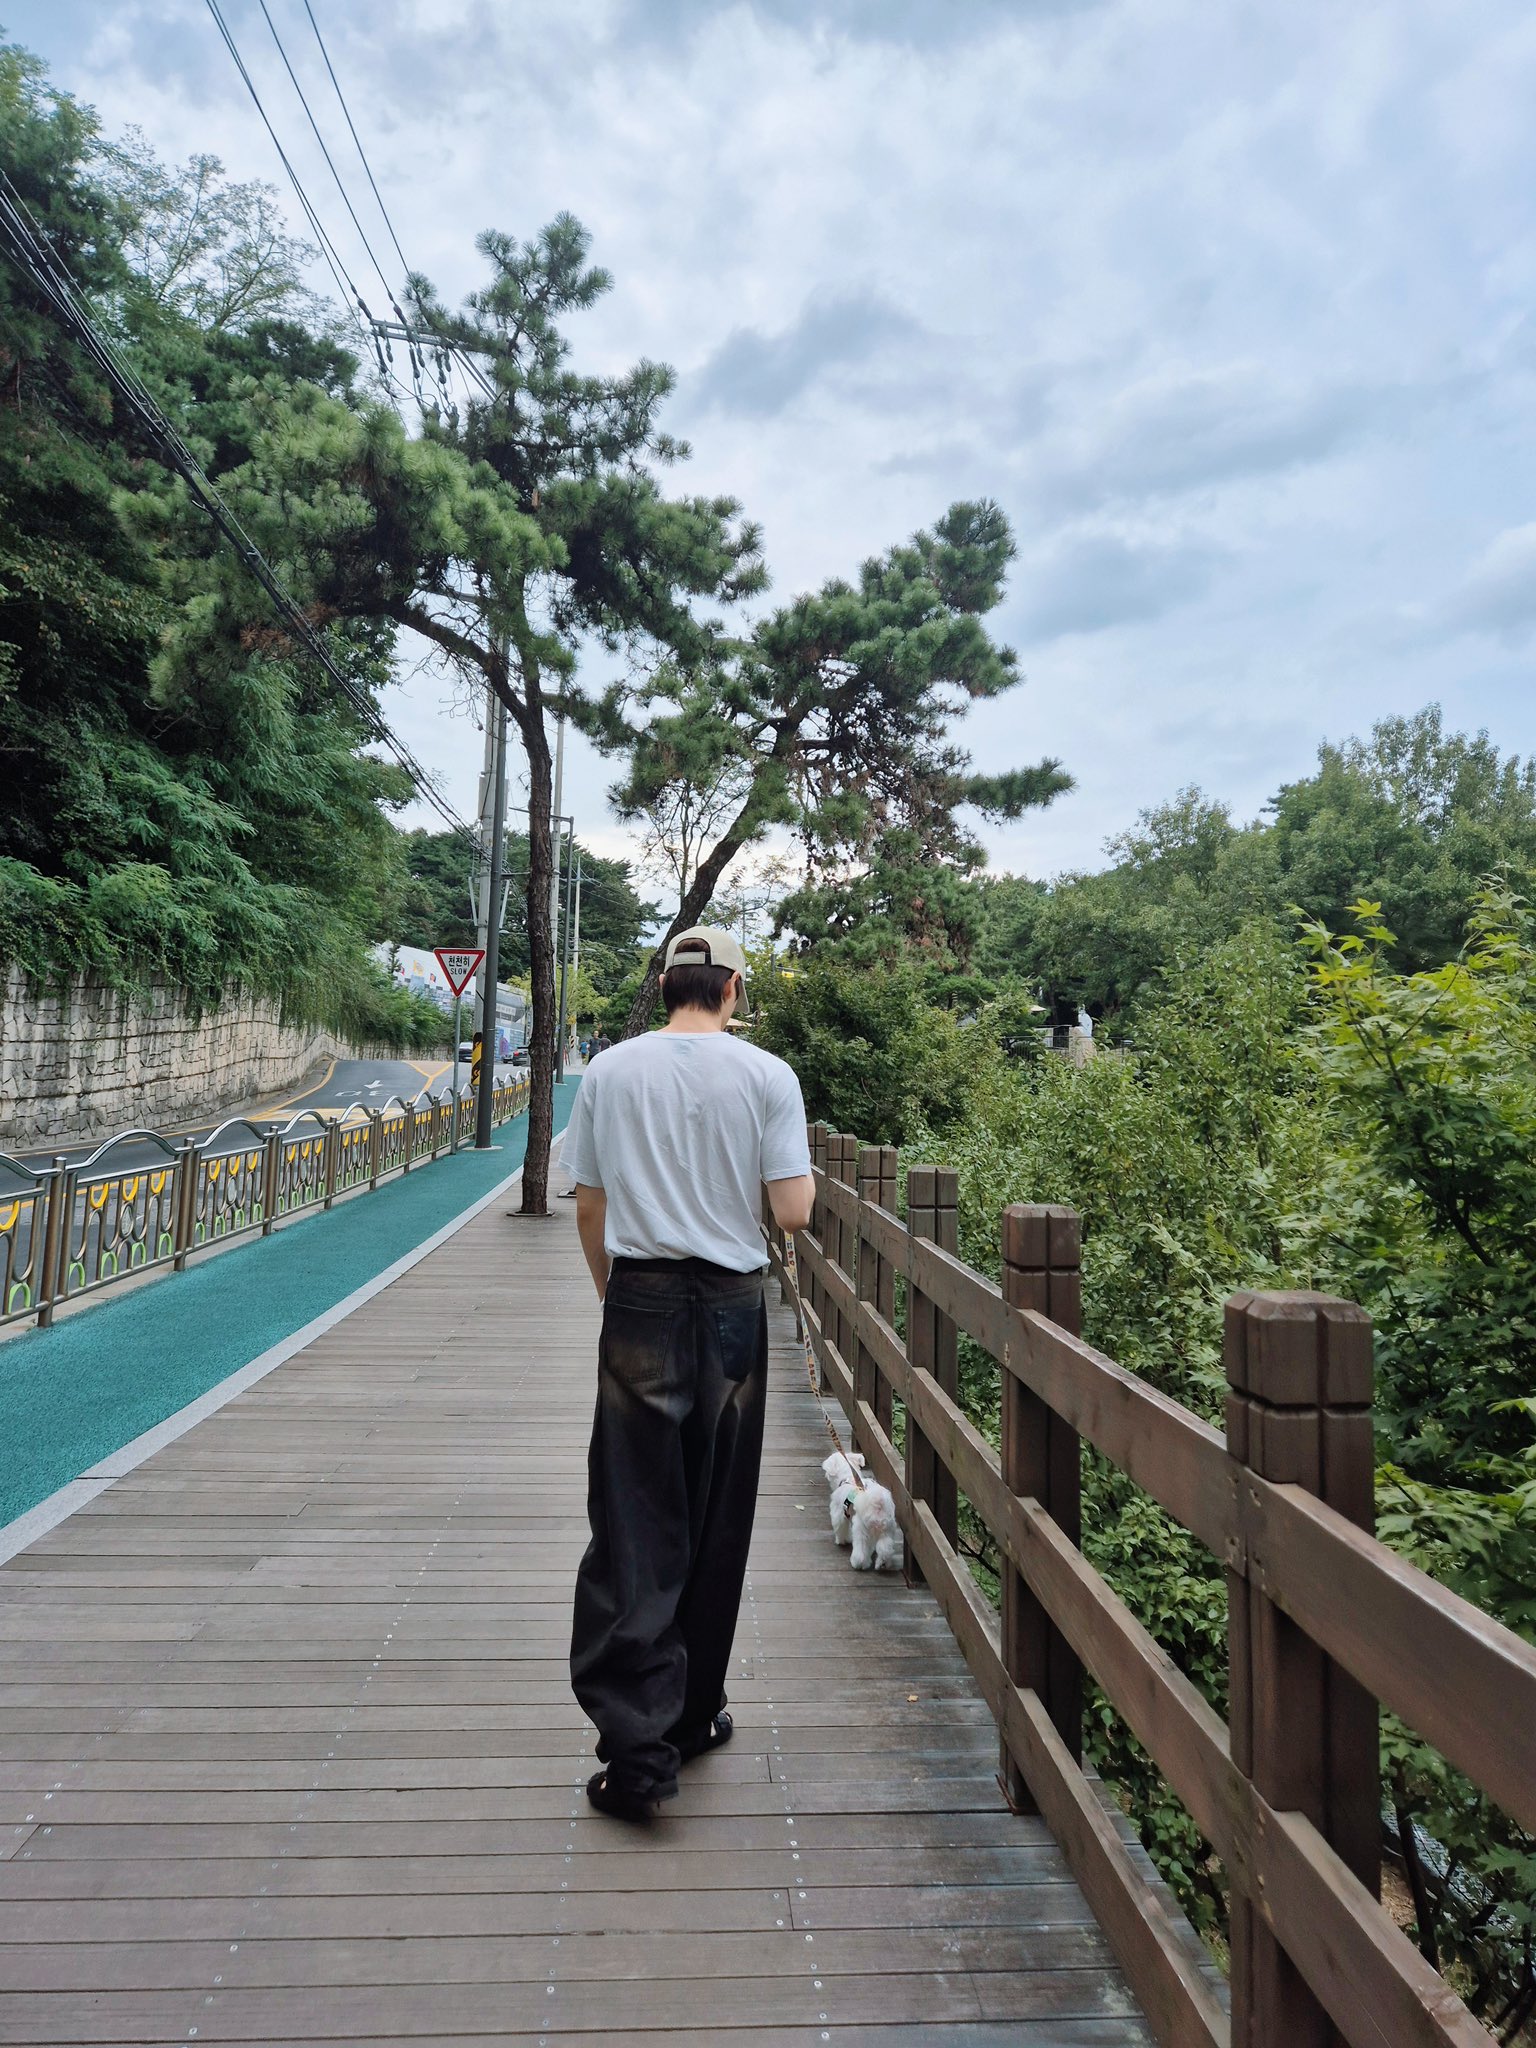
top-left (192, 0), bottom-right (521, 917)
top-left (301, 0), bottom-right (410, 279)
top-left (0, 170), bottom-right (477, 847)
top-left (206, 0), bottom-right (491, 416)
top-left (253, 0), bottom-right (396, 314)
top-left (201, 0), bottom-right (416, 407)
top-left (298, 0), bottom-right (500, 408)
top-left (202, 1), bottom-right (368, 336)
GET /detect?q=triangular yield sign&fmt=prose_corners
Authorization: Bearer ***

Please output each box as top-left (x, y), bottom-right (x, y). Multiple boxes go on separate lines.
top-left (433, 946), bottom-right (485, 997)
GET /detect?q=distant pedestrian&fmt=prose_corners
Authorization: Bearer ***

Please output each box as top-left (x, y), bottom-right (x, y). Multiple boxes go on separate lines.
top-left (562, 927), bottom-right (814, 1820)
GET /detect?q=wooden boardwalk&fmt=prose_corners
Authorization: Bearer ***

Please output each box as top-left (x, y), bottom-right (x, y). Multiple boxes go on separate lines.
top-left (0, 1182), bottom-right (1152, 2045)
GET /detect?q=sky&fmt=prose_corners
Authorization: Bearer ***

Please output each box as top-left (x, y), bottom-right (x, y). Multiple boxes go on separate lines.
top-left (10, 0), bottom-right (1536, 889)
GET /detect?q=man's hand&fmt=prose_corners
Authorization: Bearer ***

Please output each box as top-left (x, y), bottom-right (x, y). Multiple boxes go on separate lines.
top-left (574, 1184), bottom-right (610, 1299)
top-left (766, 1172), bottom-right (816, 1235)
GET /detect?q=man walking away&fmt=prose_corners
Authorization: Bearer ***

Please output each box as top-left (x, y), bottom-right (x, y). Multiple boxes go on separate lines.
top-left (562, 926), bottom-right (814, 1820)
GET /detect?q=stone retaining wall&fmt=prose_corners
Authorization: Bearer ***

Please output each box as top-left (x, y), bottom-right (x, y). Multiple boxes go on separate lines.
top-left (0, 968), bottom-right (354, 1147)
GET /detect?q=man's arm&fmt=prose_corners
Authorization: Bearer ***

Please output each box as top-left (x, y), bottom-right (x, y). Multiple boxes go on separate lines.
top-left (574, 1184), bottom-right (610, 1299)
top-left (766, 1172), bottom-right (815, 1235)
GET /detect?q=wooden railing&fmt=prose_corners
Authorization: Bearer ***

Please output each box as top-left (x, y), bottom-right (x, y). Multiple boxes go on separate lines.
top-left (764, 1121), bottom-right (1536, 2048)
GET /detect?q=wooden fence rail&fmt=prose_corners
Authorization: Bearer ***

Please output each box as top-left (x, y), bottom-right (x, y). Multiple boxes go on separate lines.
top-left (765, 1120), bottom-right (1536, 2048)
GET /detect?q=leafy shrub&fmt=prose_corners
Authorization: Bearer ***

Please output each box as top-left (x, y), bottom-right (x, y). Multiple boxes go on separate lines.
top-left (752, 954), bottom-right (994, 1144)
top-left (920, 899), bottom-right (1536, 2021)
top-left (1292, 892), bottom-right (1536, 2031)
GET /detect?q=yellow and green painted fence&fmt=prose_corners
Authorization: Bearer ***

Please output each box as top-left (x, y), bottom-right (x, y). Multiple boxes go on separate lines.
top-left (0, 1076), bottom-right (531, 1331)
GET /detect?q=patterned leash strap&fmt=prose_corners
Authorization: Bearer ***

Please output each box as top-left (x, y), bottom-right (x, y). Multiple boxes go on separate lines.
top-left (779, 1230), bottom-right (867, 1491)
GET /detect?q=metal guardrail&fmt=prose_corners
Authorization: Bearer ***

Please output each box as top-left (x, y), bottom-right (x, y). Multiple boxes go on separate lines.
top-left (0, 1075), bottom-right (531, 1331)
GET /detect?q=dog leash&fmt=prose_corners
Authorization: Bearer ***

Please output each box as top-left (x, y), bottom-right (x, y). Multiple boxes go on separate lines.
top-left (778, 1231), bottom-right (867, 1491)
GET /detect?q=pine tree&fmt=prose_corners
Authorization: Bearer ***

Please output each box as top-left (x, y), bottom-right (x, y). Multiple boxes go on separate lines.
top-left (148, 215), bottom-right (762, 1206)
top-left (594, 500), bottom-right (1070, 1029)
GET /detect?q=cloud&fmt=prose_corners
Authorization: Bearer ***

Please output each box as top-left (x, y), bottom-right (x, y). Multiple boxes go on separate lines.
top-left (16, 0), bottom-right (1536, 886)
top-left (1016, 532), bottom-right (1225, 639)
top-left (687, 292), bottom-right (924, 419)
top-left (1438, 523), bottom-right (1536, 642)
top-left (1039, 365), bottom-right (1380, 511)
top-left (616, 0), bottom-right (1098, 51)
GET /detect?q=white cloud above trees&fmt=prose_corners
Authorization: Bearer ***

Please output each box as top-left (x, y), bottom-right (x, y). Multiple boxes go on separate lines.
top-left (14, 0), bottom-right (1536, 877)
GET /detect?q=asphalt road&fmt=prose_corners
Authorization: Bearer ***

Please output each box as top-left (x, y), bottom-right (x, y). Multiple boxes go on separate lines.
top-left (7, 1053), bottom-right (524, 1174)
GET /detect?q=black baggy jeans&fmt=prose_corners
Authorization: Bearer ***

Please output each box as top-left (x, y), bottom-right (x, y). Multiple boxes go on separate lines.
top-left (569, 1255), bottom-right (768, 1802)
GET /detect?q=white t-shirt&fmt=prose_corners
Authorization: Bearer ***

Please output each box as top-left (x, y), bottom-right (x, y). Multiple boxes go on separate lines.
top-left (561, 1032), bottom-right (812, 1272)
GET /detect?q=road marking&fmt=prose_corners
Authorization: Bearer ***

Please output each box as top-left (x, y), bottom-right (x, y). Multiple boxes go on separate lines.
top-left (244, 1055), bottom-right (341, 1124)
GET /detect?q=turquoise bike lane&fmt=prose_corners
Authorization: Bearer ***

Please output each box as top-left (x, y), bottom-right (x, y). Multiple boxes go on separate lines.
top-left (0, 1082), bottom-right (579, 1532)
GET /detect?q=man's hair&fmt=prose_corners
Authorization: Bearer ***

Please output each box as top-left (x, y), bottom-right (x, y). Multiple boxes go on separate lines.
top-left (661, 962), bottom-right (736, 1016)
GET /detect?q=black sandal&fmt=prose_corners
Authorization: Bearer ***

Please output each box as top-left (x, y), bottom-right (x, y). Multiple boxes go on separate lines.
top-left (677, 1710), bottom-right (734, 1764)
top-left (585, 1770), bottom-right (660, 1823)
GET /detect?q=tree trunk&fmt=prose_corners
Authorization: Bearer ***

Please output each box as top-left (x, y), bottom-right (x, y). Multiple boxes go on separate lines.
top-left (521, 712), bottom-right (557, 1214)
top-left (621, 827), bottom-right (749, 1040)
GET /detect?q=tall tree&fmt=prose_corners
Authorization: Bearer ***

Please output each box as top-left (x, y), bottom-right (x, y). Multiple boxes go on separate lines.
top-left (987, 709), bottom-right (1536, 1028)
top-left (1271, 707), bottom-right (1536, 969)
top-left (143, 215), bottom-right (762, 1207)
top-left (103, 136), bottom-right (325, 336)
top-left (397, 825), bottom-right (654, 976)
top-left (596, 500), bottom-right (1070, 1033)
top-left (0, 43), bottom-right (435, 1047)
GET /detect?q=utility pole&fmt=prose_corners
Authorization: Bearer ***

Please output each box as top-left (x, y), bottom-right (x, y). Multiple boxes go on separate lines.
top-left (556, 832), bottom-right (578, 1079)
top-left (370, 317), bottom-right (574, 1155)
top-left (372, 311), bottom-right (513, 1141)
top-left (471, 687), bottom-right (497, 1035)
top-left (549, 712), bottom-right (566, 1081)
top-left (474, 689), bottom-right (508, 1150)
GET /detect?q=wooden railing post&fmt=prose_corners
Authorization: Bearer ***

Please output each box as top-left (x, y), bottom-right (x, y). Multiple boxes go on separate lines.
top-left (825, 1132), bottom-right (850, 1370)
top-left (875, 1144), bottom-right (897, 1437)
top-left (854, 1144), bottom-right (897, 1441)
top-left (768, 1179), bottom-right (791, 1309)
top-left (1225, 1290), bottom-right (1379, 2048)
top-left (1000, 1203), bottom-right (1084, 1807)
top-left (808, 1122), bottom-right (828, 1382)
top-left (905, 1164), bottom-right (958, 1588)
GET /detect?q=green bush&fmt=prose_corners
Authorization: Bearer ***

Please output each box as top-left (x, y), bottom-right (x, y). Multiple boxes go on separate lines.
top-left (902, 923), bottom-right (1317, 1934)
top-left (751, 954), bottom-right (996, 1144)
top-left (1290, 892), bottom-right (1536, 2028)
top-left (899, 900), bottom-right (1536, 2020)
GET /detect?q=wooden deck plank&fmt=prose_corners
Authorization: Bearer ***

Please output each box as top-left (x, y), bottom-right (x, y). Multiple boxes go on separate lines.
top-left (0, 1184), bottom-right (1153, 2043)
top-left (19, 2030), bottom-right (1145, 2048)
top-left (0, 1881), bottom-right (1101, 1945)
top-left (0, 1970), bottom-right (1141, 2039)
top-left (0, 1923), bottom-right (1124, 1989)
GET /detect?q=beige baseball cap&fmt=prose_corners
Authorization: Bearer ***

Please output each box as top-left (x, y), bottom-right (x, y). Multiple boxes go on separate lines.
top-left (663, 925), bottom-right (747, 978)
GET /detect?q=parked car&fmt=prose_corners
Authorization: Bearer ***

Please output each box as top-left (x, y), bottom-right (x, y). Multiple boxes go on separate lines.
top-left (511, 1046), bottom-right (531, 1067)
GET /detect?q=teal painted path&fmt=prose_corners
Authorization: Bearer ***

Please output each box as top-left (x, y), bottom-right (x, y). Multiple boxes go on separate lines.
top-left (0, 1082), bottom-right (579, 1529)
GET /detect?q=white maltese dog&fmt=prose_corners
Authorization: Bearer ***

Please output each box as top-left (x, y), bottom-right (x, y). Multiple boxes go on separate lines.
top-left (820, 1450), bottom-right (903, 1572)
